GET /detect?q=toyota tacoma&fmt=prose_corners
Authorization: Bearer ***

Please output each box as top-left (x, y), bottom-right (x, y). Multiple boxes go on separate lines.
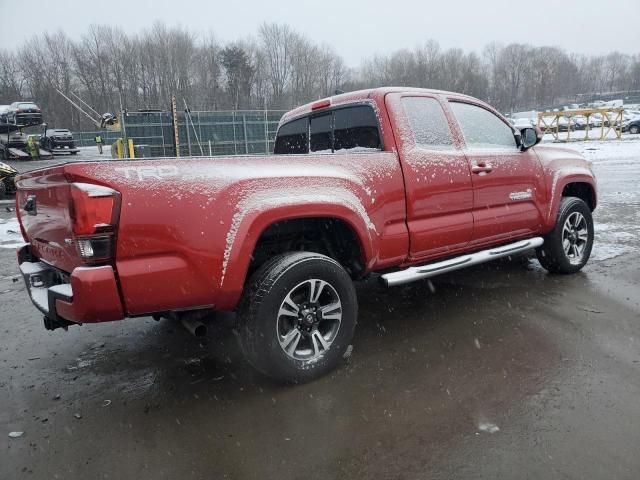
top-left (14, 87), bottom-right (596, 382)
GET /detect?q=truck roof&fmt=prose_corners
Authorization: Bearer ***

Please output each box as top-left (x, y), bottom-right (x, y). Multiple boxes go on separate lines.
top-left (280, 87), bottom-right (481, 125)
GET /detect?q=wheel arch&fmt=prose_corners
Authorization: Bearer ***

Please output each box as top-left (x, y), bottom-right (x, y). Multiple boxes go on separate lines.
top-left (562, 181), bottom-right (596, 211)
top-left (545, 174), bottom-right (597, 231)
top-left (216, 203), bottom-right (376, 310)
top-left (249, 216), bottom-right (368, 277)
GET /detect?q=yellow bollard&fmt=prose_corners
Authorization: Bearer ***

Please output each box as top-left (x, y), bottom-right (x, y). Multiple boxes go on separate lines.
top-left (128, 138), bottom-right (135, 159)
top-left (115, 139), bottom-right (124, 159)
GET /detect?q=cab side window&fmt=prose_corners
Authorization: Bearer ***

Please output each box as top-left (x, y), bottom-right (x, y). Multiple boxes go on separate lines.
top-left (402, 97), bottom-right (454, 150)
top-left (449, 102), bottom-right (518, 150)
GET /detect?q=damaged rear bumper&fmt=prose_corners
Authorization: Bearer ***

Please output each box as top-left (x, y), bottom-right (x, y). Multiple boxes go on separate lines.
top-left (18, 245), bottom-right (125, 328)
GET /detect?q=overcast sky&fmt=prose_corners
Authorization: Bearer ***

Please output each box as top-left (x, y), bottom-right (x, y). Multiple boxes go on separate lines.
top-left (1, 0), bottom-right (638, 65)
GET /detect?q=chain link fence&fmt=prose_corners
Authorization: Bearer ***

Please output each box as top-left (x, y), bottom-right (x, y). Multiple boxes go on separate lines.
top-left (72, 110), bottom-right (286, 157)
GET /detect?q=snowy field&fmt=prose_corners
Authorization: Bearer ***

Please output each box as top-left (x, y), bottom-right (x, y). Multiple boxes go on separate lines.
top-left (1, 139), bottom-right (638, 259)
top-left (574, 138), bottom-right (640, 261)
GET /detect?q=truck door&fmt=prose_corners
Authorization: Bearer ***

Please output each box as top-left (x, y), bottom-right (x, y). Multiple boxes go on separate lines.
top-left (447, 101), bottom-right (545, 244)
top-left (385, 93), bottom-right (474, 261)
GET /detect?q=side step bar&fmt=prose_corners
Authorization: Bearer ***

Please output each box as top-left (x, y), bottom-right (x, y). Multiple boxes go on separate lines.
top-left (380, 237), bottom-right (544, 287)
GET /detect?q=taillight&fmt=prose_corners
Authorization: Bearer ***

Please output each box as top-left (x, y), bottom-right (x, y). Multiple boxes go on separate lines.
top-left (70, 183), bottom-right (117, 235)
top-left (70, 183), bottom-right (119, 263)
top-left (76, 236), bottom-right (113, 259)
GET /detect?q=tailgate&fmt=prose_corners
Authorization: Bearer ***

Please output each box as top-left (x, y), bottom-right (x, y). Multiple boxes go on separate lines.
top-left (16, 165), bottom-right (121, 274)
top-left (16, 166), bottom-right (79, 273)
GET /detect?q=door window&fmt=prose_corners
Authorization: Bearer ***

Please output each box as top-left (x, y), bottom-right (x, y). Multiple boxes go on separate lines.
top-left (450, 102), bottom-right (518, 150)
top-left (402, 97), bottom-right (454, 150)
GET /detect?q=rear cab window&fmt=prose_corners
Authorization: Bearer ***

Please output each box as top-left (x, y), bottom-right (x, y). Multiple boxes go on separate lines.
top-left (274, 117), bottom-right (308, 154)
top-left (310, 113), bottom-right (332, 152)
top-left (274, 104), bottom-right (382, 155)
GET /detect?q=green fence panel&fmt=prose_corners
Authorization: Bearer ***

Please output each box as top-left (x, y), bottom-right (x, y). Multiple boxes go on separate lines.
top-left (73, 110), bottom-right (286, 156)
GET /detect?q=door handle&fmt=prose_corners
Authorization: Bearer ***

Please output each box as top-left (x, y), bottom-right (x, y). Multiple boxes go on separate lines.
top-left (471, 163), bottom-right (493, 174)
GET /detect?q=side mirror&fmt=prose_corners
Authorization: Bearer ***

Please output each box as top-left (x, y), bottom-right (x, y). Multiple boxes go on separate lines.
top-left (519, 127), bottom-right (541, 150)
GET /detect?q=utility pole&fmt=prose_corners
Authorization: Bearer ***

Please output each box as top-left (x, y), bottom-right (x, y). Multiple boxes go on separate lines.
top-left (119, 92), bottom-right (128, 157)
top-left (171, 95), bottom-right (180, 157)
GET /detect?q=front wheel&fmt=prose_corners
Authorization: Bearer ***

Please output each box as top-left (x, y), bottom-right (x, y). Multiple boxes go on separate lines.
top-left (536, 197), bottom-right (594, 274)
top-left (630, 125), bottom-right (640, 134)
top-left (237, 252), bottom-right (357, 383)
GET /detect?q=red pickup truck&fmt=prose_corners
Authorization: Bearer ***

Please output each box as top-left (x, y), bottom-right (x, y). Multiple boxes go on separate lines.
top-left (15, 87), bottom-right (596, 382)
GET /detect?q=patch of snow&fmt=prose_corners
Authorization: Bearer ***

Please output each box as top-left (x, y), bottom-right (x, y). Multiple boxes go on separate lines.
top-left (50, 283), bottom-right (73, 298)
top-left (19, 261), bottom-right (46, 275)
top-left (0, 217), bottom-right (24, 249)
top-left (74, 182), bottom-right (116, 197)
top-left (30, 287), bottom-right (49, 312)
top-left (478, 422), bottom-right (500, 433)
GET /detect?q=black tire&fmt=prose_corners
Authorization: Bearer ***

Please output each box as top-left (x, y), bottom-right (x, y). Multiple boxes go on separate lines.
top-left (630, 125), bottom-right (640, 135)
top-left (0, 180), bottom-right (6, 200)
top-left (237, 252), bottom-right (357, 383)
top-left (536, 197), bottom-right (594, 274)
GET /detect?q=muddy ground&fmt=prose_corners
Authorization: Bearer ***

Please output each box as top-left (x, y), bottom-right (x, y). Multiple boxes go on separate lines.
top-left (1, 142), bottom-right (639, 479)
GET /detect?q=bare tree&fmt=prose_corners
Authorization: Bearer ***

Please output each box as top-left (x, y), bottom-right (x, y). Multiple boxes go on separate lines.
top-left (1, 21), bottom-right (638, 130)
top-left (259, 23), bottom-right (296, 107)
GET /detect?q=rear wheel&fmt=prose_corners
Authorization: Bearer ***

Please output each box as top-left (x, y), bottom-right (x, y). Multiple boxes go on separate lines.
top-left (237, 252), bottom-right (357, 383)
top-left (0, 180), bottom-right (6, 200)
top-left (536, 197), bottom-right (594, 273)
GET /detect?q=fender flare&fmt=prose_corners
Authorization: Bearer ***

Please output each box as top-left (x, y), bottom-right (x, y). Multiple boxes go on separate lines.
top-left (215, 202), bottom-right (377, 310)
top-left (544, 171), bottom-right (597, 230)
